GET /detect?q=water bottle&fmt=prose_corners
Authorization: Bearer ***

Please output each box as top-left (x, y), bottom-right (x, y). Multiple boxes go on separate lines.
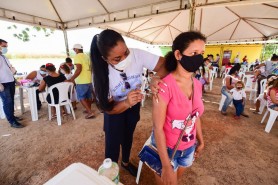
top-left (98, 158), bottom-right (119, 184)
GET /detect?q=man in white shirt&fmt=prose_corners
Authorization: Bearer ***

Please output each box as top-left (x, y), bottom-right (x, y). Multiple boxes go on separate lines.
top-left (0, 39), bottom-right (24, 128)
top-left (234, 55), bottom-right (240, 64)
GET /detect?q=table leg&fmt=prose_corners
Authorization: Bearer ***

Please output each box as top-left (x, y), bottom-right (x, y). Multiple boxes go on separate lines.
top-left (19, 87), bottom-right (25, 114)
top-left (28, 87), bottom-right (38, 121)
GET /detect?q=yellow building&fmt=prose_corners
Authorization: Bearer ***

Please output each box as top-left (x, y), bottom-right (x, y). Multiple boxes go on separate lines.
top-left (204, 44), bottom-right (263, 65)
top-left (160, 44), bottom-right (263, 66)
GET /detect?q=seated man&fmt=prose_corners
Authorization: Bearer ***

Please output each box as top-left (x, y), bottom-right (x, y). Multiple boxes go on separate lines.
top-left (25, 65), bottom-right (47, 110)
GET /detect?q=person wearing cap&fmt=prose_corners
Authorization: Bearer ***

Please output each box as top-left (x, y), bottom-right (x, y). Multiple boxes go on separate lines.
top-left (0, 39), bottom-right (24, 128)
top-left (39, 63), bottom-right (66, 117)
top-left (25, 65), bottom-right (47, 110)
top-left (65, 57), bottom-right (74, 72)
top-left (68, 44), bottom-right (95, 119)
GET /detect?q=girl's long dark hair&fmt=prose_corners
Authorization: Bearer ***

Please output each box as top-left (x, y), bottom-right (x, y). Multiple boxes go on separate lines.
top-left (165, 31), bottom-right (206, 72)
top-left (90, 29), bottom-right (125, 111)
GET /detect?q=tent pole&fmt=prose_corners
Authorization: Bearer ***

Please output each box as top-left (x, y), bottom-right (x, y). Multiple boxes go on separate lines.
top-left (189, 0), bottom-right (196, 31)
top-left (63, 29), bottom-right (70, 57)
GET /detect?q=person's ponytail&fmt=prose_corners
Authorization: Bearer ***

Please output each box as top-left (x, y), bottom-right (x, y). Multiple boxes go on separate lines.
top-left (165, 51), bottom-right (177, 72)
top-left (90, 35), bottom-right (114, 111)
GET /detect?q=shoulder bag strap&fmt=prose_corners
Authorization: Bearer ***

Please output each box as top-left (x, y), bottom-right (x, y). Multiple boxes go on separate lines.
top-left (0, 55), bottom-right (11, 68)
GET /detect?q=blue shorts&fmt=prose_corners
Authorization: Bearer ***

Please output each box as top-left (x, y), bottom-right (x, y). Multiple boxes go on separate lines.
top-left (76, 84), bottom-right (93, 100)
top-left (151, 133), bottom-right (196, 171)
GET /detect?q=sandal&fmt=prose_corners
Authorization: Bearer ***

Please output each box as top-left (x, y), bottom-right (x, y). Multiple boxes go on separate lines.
top-left (85, 112), bottom-right (96, 119)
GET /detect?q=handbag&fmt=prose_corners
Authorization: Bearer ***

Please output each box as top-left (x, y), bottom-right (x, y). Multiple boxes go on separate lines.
top-left (138, 78), bottom-right (195, 176)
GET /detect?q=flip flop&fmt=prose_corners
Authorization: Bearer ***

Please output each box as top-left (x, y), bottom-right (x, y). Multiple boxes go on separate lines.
top-left (85, 112), bottom-right (96, 119)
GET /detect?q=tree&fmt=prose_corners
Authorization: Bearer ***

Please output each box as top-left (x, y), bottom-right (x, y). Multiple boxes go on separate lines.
top-left (7, 25), bottom-right (54, 42)
top-left (261, 42), bottom-right (278, 61)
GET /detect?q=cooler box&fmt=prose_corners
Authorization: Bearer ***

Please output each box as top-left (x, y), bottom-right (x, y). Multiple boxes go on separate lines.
top-left (44, 163), bottom-right (123, 185)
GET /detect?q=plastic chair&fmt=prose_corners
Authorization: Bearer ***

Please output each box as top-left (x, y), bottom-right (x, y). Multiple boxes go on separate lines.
top-left (47, 82), bottom-right (76, 126)
top-left (242, 75), bottom-right (257, 101)
top-left (136, 136), bottom-right (152, 184)
top-left (222, 68), bottom-right (231, 79)
top-left (0, 98), bottom-right (5, 119)
top-left (238, 72), bottom-right (245, 80)
top-left (260, 107), bottom-right (278, 133)
top-left (218, 94), bottom-right (233, 111)
top-left (212, 67), bottom-right (218, 78)
top-left (259, 79), bottom-right (267, 95)
top-left (209, 70), bottom-right (214, 91)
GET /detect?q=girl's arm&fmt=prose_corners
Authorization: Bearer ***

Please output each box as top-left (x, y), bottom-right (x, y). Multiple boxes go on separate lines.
top-left (194, 117), bottom-right (205, 158)
top-left (152, 95), bottom-right (176, 184)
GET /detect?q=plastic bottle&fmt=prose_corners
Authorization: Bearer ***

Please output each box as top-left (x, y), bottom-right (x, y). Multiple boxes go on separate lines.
top-left (98, 158), bottom-right (119, 184)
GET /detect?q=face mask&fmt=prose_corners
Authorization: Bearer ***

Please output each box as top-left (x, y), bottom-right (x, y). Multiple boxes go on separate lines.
top-left (1, 47), bottom-right (8, 54)
top-left (179, 54), bottom-right (204, 72)
top-left (40, 70), bottom-right (47, 75)
top-left (113, 50), bottom-right (132, 71)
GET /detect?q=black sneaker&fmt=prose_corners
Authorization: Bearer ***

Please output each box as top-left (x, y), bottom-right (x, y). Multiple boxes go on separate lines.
top-left (11, 121), bottom-right (24, 128)
top-left (121, 162), bottom-right (138, 177)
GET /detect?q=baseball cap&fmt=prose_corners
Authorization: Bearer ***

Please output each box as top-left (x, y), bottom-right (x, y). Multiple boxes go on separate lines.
top-left (73, 44), bottom-right (83, 49)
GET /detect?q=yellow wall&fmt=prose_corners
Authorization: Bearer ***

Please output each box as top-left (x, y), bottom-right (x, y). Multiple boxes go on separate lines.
top-left (204, 44), bottom-right (263, 65)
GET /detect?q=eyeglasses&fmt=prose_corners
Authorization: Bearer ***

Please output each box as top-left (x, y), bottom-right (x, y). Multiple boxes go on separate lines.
top-left (120, 72), bottom-right (131, 90)
top-left (236, 87), bottom-right (243, 90)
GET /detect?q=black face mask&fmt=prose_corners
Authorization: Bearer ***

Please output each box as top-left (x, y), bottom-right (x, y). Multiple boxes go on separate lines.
top-left (179, 54), bottom-right (204, 72)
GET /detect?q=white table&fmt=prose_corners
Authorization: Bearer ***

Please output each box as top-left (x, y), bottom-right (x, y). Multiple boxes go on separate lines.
top-left (44, 163), bottom-right (123, 185)
top-left (19, 86), bottom-right (39, 121)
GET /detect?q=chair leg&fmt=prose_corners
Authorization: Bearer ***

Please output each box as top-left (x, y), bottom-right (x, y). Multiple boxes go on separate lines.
top-left (136, 160), bottom-right (143, 184)
top-left (261, 110), bottom-right (269, 124)
top-left (69, 103), bottom-right (76, 120)
top-left (56, 106), bottom-right (62, 126)
top-left (219, 96), bottom-right (225, 111)
top-left (265, 112), bottom-right (277, 133)
top-left (48, 105), bottom-right (52, 121)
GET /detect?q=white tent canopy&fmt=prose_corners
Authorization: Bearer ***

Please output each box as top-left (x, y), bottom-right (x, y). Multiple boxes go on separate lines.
top-left (0, 0), bottom-right (277, 45)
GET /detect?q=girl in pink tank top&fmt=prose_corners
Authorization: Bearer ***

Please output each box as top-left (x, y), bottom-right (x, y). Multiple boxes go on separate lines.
top-left (152, 31), bottom-right (206, 185)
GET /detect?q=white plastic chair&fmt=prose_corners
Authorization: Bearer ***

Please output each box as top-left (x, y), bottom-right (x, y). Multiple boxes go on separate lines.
top-left (47, 82), bottom-right (76, 126)
top-left (238, 72), bottom-right (245, 80)
top-left (242, 75), bottom-right (257, 101)
top-left (212, 67), bottom-right (218, 78)
top-left (259, 79), bottom-right (267, 95)
top-left (209, 70), bottom-right (214, 91)
top-left (136, 136), bottom-right (152, 184)
top-left (222, 68), bottom-right (231, 79)
top-left (0, 98), bottom-right (6, 119)
top-left (261, 107), bottom-right (278, 133)
top-left (218, 94), bottom-right (233, 111)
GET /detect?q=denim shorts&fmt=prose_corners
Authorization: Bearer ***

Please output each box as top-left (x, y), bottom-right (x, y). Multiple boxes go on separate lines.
top-left (76, 83), bottom-right (92, 100)
top-left (151, 133), bottom-right (196, 171)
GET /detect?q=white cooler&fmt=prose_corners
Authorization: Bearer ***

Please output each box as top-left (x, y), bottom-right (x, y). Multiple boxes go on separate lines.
top-left (44, 163), bottom-right (123, 185)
